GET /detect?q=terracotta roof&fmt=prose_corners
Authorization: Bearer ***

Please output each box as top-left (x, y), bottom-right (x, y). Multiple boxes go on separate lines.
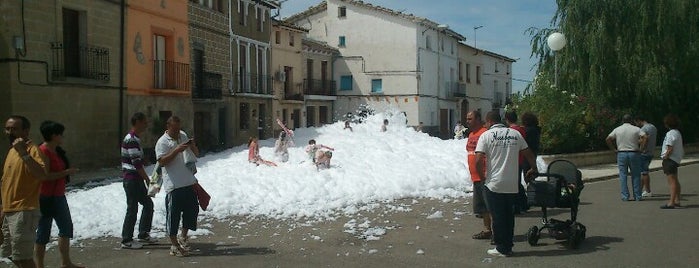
top-left (458, 42), bottom-right (516, 62)
top-left (272, 18), bottom-right (309, 33)
top-left (284, 0), bottom-right (465, 41)
top-left (302, 38), bottom-right (340, 54)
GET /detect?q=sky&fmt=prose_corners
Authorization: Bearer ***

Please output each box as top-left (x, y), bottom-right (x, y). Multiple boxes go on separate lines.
top-left (277, 0), bottom-right (558, 93)
top-left (49, 108), bottom-right (547, 243)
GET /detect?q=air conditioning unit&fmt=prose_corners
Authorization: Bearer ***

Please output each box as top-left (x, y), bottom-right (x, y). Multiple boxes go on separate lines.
top-left (276, 71), bottom-right (286, 82)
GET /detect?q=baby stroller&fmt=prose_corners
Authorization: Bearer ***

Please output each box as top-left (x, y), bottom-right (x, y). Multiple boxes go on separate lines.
top-left (526, 160), bottom-right (586, 249)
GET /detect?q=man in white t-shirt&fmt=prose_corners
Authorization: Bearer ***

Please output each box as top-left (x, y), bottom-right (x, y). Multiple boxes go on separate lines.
top-left (475, 111), bottom-right (538, 257)
top-left (606, 114), bottom-right (643, 201)
top-left (155, 116), bottom-right (199, 257)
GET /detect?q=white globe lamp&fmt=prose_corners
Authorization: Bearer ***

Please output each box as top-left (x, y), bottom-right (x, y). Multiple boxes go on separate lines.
top-left (547, 32), bottom-right (566, 51)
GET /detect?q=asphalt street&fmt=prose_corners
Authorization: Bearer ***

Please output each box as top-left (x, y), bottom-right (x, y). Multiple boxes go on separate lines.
top-left (5, 162), bottom-right (699, 268)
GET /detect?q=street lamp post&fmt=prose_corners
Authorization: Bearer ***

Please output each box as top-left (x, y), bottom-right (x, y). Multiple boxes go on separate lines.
top-left (473, 25), bottom-right (483, 50)
top-left (547, 32), bottom-right (566, 88)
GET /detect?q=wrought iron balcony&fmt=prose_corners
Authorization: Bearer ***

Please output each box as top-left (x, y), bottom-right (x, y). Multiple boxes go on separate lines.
top-left (284, 93), bottom-right (304, 101)
top-left (233, 72), bottom-right (273, 95)
top-left (303, 79), bottom-right (336, 96)
top-left (152, 60), bottom-right (190, 90)
top-left (51, 42), bottom-right (110, 81)
top-left (192, 71), bottom-right (222, 99)
top-left (446, 82), bottom-right (466, 99)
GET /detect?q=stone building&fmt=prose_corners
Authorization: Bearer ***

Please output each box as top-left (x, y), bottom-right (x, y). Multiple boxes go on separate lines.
top-left (0, 0), bottom-right (123, 168)
top-left (189, 0), bottom-right (230, 153)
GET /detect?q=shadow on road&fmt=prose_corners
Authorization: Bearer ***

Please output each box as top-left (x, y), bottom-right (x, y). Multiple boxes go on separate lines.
top-left (190, 243), bottom-right (276, 257)
top-left (512, 235), bottom-right (623, 257)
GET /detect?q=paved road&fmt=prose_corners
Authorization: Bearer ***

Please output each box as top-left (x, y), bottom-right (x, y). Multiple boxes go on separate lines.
top-left (6, 162), bottom-right (699, 268)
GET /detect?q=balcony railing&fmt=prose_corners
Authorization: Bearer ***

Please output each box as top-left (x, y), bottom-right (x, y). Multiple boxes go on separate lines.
top-left (303, 79), bottom-right (337, 96)
top-left (445, 82), bottom-right (466, 99)
top-left (192, 71), bottom-right (222, 99)
top-left (152, 60), bottom-right (190, 90)
top-left (51, 42), bottom-right (110, 81)
top-left (233, 72), bottom-right (273, 95)
top-left (284, 93), bottom-right (304, 101)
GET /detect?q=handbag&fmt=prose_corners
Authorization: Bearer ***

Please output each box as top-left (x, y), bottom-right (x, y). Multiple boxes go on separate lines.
top-left (193, 183), bottom-right (211, 211)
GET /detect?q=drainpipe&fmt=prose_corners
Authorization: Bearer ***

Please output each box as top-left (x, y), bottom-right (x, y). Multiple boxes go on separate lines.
top-left (118, 0), bottom-right (125, 146)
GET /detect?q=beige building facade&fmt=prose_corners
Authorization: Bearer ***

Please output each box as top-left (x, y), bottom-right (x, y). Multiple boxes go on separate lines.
top-left (229, 0), bottom-right (279, 144)
top-left (271, 20), bottom-right (307, 132)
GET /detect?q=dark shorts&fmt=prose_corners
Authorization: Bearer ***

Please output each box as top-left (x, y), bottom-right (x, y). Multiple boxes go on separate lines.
top-left (662, 159), bottom-right (679, 175)
top-left (165, 185), bottom-right (199, 236)
top-left (472, 181), bottom-right (488, 215)
top-left (36, 195), bottom-right (74, 244)
top-left (640, 154), bottom-right (653, 174)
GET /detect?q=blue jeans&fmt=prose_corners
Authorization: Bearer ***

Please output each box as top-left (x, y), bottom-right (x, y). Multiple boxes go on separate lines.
top-left (483, 187), bottom-right (517, 254)
top-left (617, 152), bottom-right (642, 200)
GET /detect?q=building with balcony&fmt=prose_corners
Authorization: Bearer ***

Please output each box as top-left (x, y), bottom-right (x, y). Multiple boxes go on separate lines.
top-left (189, 0), bottom-right (230, 153)
top-left (457, 42), bottom-right (515, 116)
top-left (0, 0), bottom-right (123, 168)
top-left (126, 0), bottom-right (193, 158)
top-left (271, 19), bottom-right (307, 132)
top-left (302, 38), bottom-right (339, 127)
top-left (286, 0), bottom-right (465, 138)
top-left (230, 0), bottom-right (279, 144)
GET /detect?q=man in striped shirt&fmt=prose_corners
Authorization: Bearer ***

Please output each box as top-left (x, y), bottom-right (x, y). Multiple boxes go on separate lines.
top-left (120, 112), bottom-right (154, 249)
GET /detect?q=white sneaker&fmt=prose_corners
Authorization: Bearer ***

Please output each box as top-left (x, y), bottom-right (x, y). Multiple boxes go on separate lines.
top-left (177, 235), bottom-right (190, 250)
top-left (642, 191), bottom-right (652, 198)
top-left (487, 248), bottom-right (511, 257)
top-left (121, 241), bottom-right (144, 249)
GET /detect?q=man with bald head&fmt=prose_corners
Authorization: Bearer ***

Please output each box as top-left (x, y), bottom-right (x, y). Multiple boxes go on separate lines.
top-left (606, 114), bottom-right (643, 201)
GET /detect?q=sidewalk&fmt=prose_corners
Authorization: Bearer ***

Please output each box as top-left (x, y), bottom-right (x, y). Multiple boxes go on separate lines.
top-left (578, 154), bottom-right (699, 182)
top-left (70, 154), bottom-right (699, 186)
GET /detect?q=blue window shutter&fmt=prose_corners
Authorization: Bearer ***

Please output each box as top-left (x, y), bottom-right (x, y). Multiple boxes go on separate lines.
top-left (340, 75), bottom-right (352, 90)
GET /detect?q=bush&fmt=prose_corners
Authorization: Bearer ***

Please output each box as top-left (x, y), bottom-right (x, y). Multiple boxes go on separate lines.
top-left (512, 72), bottom-right (628, 154)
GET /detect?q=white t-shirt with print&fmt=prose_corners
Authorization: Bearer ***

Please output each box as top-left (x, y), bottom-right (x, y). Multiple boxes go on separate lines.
top-left (475, 124), bottom-right (529, 194)
top-left (155, 131), bottom-right (197, 193)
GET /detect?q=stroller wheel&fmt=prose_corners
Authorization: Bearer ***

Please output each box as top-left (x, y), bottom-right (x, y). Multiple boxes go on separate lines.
top-left (527, 226), bottom-right (539, 246)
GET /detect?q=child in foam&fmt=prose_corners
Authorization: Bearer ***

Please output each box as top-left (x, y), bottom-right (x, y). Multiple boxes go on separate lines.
top-left (248, 136), bottom-right (277, 167)
top-left (305, 139), bottom-right (335, 169)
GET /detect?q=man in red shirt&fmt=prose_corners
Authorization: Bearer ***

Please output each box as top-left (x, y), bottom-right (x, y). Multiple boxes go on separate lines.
top-left (466, 110), bottom-right (491, 240)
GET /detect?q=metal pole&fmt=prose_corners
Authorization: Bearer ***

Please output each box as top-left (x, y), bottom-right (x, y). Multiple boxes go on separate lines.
top-left (554, 52), bottom-right (558, 88)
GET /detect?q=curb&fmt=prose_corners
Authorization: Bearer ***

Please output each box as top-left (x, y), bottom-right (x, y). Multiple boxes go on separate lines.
top-left (582, 159), bottom-right (699, 183)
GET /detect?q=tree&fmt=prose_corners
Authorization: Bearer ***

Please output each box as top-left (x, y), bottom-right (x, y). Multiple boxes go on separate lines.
top-left (521, 0), bottom-right (698, 153)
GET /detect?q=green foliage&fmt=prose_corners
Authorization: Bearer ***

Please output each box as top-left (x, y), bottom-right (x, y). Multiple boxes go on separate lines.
top-left (522, 0), bottom-right (698, 152)
top-left (513, 72), bottom-right (626, 153)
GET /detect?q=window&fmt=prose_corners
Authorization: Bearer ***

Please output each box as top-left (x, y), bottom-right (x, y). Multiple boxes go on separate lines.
top-left (340, 75), bottom-right (353, 91)
top-left (289, 32), bottom-right (294, 46)
top-left (466, 64), bottom-right (471, 83)
top-left (338, 36), bottom-right (346, 47)
top-left (275, 31), bottom-right (280, 44)
top-left (153, 34), bottom-right (167, 88)
top-left (440, 36), bottom-right (444, 51)
top-left (256, 7), bottom-right (262, 31)
top-left (507, 64), bottom-right (510, 74)
top-left (238, 0), bottom-right (246, 26)
top-left (495, 62), bottom-right (499, 73)
top-left (240, 102), bottom-right (250, 130)
top-left (426, 35), bottom-right (431, 50)
top-left (213, 0), bottom-right (224, 12)
top-left (450, 40), bottom-right (454, 55)
top-left (338, 6), bottom-right (347, 18)
top-left (62, 8), bottom-right (83, 78)
top-left (476, 65), bottom-right (481, 84)
top-left (458, 62), bottom-right (463, 81)
top-left (371, 79), bottom-right (382, 93)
